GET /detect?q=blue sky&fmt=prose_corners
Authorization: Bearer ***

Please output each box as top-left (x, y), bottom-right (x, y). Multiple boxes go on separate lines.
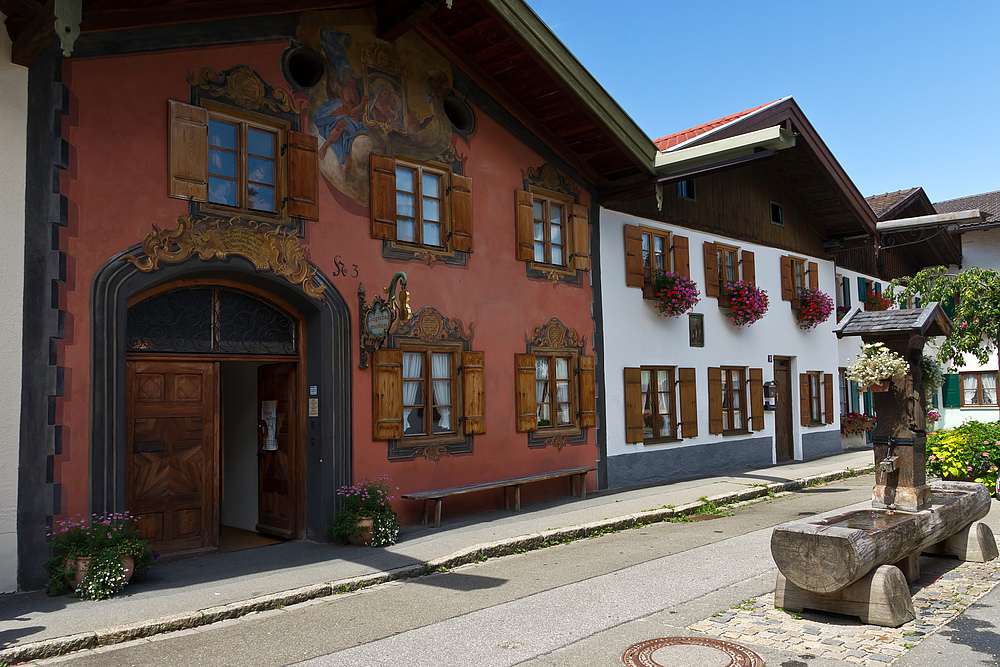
top-left (527, 1), bottom-right (999, 204)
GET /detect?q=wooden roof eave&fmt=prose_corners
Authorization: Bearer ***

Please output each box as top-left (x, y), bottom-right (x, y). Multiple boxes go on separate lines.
top-left (477, 0), bottom-right (657, 178)
top-left (679, 98), bottom-right (878, 239)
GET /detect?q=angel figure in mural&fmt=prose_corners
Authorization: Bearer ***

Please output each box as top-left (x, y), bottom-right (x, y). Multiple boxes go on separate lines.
top-left (313, 27), bottom-right (369, 170)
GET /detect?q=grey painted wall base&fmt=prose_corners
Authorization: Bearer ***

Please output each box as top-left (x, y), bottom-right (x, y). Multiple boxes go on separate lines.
top-left (801, 430), bottom-right (844, 460)
top-left (607, 436), bottom-right (773, 489)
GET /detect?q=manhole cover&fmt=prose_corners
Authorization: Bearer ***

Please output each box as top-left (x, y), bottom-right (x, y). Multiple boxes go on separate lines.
top-left (622, 637), bottom-right (763, 667)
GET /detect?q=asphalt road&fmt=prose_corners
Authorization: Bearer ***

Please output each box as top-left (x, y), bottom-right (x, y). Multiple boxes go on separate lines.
top-left (29, 476), bottom-right (896, 667)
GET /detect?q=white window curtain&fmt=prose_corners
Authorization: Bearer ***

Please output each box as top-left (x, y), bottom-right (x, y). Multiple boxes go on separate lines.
top-left (983, 374), bottom-right (997, 405)
top-left (431, 353), bottom-right (451, 432)
top-left (964, 374), bottom-right (980, 405)
top-left (402, 352), bottom-right (423, 434)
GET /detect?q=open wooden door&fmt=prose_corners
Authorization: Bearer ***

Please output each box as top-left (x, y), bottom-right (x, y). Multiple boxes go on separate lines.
top-left (257, 362), bottom-right (297, 539)
top-left (127, 360), bottom-right (219, 556)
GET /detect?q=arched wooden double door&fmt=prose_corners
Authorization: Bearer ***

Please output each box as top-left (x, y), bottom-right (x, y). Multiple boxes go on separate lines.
top-left (125, 282), bottom-right (302, 557)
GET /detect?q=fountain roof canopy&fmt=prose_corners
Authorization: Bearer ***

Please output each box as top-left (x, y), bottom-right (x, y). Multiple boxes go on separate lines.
top-left (834, 303), bottom-right (953, 340)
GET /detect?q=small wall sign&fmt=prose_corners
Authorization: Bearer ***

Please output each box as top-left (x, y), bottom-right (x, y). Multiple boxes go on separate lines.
top-left (358, 272), bottom-right (411, 369)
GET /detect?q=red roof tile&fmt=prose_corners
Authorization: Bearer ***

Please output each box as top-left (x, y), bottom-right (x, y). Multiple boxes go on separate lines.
top-left (653, 99), bottom-right (784, 151)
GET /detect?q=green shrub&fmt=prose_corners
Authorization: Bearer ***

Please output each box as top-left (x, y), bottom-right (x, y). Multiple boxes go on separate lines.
top-left (927, 420), bottom-right (1000, 495)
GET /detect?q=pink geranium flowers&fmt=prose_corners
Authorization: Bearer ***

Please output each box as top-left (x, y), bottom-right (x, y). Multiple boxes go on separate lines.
top-left (725, 281), bottom-right (769, 327)
top-left (651, 270), bottom-right (701, 318)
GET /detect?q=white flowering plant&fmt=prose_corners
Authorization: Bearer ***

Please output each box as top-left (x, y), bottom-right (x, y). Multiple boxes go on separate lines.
top-left (846, 342), bottom-right (909, 389)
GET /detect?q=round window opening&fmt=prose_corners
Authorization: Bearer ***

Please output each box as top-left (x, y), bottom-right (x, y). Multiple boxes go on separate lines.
top-left (281, 44), bottom-right (324, 92)
top-left (443, 94), bottom-right (476, 134)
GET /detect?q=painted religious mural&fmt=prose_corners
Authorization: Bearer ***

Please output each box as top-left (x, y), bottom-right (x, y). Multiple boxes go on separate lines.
top-left (297, 10), bottom-right (465, 204)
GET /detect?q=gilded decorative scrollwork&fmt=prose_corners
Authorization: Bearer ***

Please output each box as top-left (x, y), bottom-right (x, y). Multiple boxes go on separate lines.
top-left (186, 65), bottom-right (302, 114)
top-left (525, 317), bottom-right (585, 352)
top-left (521, 163), bottom-right (578, 198)
top-left (122, 215), bottom-right (327, 302)
top-left (394, 305), bottom-right (473, 344)
top-left (543, 435), bottom-right (571, 452)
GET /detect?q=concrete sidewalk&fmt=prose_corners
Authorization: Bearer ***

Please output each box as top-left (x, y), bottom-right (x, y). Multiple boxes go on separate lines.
top-left (0, 450), bottom-right (874, 664)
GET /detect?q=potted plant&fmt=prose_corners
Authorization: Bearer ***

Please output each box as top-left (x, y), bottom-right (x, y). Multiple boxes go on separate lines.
top-left (846, 342), bottom-right (909, 392)
top-left (45, 512), bottom-right (155, 600)
top-left (650, 270), bottom-right (700, 318)
top-left (793, 288), bottom-right (834, 330)
top-left (723, 281), bottom-right (769, 327)
top-left (329, 474), bottom-right (400, 547)
top-left (927, 409), bottom-right (942, 430)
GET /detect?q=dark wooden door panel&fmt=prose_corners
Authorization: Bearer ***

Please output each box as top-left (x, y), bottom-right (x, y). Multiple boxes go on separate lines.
top-left (774, 358), bottom-right (792, 461)
top-left (257, 362), bottom-right (297, 539)
top-left (127, 360), bottom-right (218, 556)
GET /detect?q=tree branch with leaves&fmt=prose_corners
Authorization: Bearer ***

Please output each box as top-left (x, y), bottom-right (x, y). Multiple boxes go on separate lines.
top-left (890, 266), bottom-right (1000, 369)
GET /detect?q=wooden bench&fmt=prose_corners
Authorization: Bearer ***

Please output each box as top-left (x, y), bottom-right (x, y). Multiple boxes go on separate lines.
top-left (402, 466), bottom-right (596, 528)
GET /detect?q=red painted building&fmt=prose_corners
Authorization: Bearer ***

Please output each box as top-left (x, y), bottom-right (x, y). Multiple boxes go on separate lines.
top-left (10, 1), bottom-right (657, 587)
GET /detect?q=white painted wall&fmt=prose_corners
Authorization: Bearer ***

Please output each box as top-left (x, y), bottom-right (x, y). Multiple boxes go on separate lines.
top-left (0, 13), bottom-right (28, 593)
top-left (600, 208), bottom-right (840, 470)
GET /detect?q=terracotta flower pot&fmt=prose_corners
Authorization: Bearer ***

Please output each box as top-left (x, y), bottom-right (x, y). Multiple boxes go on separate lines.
top-left (71, 555), bottom-right (135, 589)
top-left (348, 518), bottom-right (374, 546)
top-left (869, 379), bottom-right (891, 393)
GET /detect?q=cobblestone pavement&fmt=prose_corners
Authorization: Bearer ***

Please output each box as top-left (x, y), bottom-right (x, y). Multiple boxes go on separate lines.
top-left (690, 553), bottom-right (1000, 665)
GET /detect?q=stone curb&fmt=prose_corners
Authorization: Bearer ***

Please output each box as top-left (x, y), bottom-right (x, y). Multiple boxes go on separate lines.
top-left (0, 464), bottom-right (873, 665)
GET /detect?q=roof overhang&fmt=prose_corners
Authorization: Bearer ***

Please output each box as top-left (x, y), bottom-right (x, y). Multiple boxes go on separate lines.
top-left (834, 303), bottom-right (953, 340)
top-left (876, 209), bottom-right (986, 233)
top-left (653, 125), bottom-right (796, 173)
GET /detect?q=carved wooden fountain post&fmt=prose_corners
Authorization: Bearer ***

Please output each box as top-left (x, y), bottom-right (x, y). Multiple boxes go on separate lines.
top-left (869, 333), bottom-right (931, 512)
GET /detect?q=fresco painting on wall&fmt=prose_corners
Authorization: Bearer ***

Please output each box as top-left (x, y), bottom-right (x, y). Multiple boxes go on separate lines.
top-left (298, 11), bottom-right (461, 205)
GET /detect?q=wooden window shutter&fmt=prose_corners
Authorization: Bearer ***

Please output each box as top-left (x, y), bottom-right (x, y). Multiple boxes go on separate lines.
top-left (372, 349), bottom-right (403, 440)
top-left (749, 368), bottom-right (764, 431)
top-left (578, 354), bottom-right (597, 427)
top-left (168, 100), bottom-right (209, 202)
top-left (570, 204), bottom-right (591, 271)
top-left (514, 353), bottom-right (537, 432)
top-left (623, 367), bottom-right (643, 444)
top-left (943, 373), bottom-right (960, 407)
top-left (672, 234), bottom-right (690, 278)
top-left (708, 367), bottom-right (723, 434)
top-left (515, 189), bottom-right (535, 261)
top-left (369, 154), bottom-right (397, 240)
top-left (875, 282), bottom-right (882, 295)
top-left (843, 275), bottom-right (851, 307)
top-left (285, 130), bottom-right (319, 220)
top-left (449, 173), bottom-right (474, 253)
top-left (741, 250), bottom-right (755, 286)
top-left (678, 367), bottom-right (698, 438)
top-left (780, 255), bottom-right (794, 301)
top-left (462, 350), bottom-right (486, 435)
top-left (807, 261), bottom-right (819, 291)
top-left (823, 373), bottom-right (834, 424)
top-left (703, 241), bottom-right (719, 298)
top-left (857, 276), bottom-right (868, 302)
top-left (799, 373), bottom-right (811, 427)
top-left (850, 380), bottom-right (860, 412)
top-left (624, 224), bottom-right (645, 288)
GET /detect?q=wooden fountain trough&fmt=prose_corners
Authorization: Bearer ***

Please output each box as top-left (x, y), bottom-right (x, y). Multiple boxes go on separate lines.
top-left (772, 481), bottom-right (996, 626)
top-left (771, 304), bottom-right (998, 627)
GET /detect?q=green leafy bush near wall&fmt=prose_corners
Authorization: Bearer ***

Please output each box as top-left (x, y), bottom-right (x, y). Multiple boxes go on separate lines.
top-left (927, 420), bottom-right (1000, 495)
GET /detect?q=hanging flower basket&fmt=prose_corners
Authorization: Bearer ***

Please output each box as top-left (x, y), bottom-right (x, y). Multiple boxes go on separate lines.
top-left (869, 379), bottom-right (891, 393)
top-left (794, 288), bottom-right (834, 330)
top-left (846, 342), bottom-right (908, 390)
top-left (723, 281), bottom-right (769, 327)
top-left (650, 270), bottom-right (700, 318)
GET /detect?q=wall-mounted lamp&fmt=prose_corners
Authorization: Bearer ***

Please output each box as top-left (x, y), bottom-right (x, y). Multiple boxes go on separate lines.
top-left (764, 380), bottom-right (780, 411)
